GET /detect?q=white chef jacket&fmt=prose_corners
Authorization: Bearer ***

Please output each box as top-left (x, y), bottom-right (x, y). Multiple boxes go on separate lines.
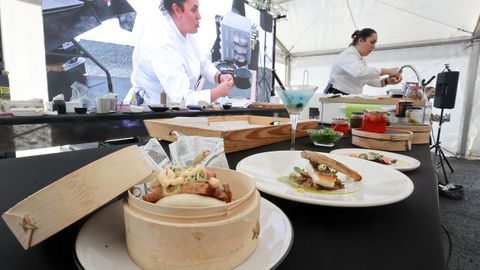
top-left (123, 10), bottom-right (218, 105)
top-left (329, 46), bottom-right (382, 95)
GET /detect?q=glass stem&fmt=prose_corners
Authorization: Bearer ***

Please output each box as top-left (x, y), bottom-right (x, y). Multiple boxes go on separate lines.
top-left (290, 113), bottom-right (299, 150)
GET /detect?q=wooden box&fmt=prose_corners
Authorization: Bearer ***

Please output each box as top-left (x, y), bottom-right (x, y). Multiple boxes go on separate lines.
top-left (388, 124), bottom-right (432, 144)
top-left (352, 128), bottom-right (413, 151)
top-left (2, 146), bottom-right (260, 269)
top-left (144, 115), bottom-right (318, 153)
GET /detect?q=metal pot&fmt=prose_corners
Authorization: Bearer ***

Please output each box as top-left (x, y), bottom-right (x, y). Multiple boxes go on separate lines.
top-left (234, 68), bottom-right (251, 89)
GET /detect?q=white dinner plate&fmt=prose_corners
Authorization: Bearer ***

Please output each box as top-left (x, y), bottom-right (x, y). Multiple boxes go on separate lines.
top-left (236, 151), bottom-right (414, 207)
top-left (75, 198), bottom-right (293, 270)
top-left (330, 148), bottom-right (421, 172)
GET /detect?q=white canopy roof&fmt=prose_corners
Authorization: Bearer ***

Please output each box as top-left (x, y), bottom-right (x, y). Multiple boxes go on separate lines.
top-left (274, 0), bottom-right (480, 57)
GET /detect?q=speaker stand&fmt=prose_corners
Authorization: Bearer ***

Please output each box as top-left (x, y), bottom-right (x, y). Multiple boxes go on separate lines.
top-left (431, 108), bottom-right (463, 199)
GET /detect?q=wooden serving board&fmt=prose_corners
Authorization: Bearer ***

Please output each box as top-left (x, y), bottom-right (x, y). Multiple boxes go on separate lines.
top-left (144, 115), bottom-right (318, 153)
top-left (352, 128), bottom-right (413, 151)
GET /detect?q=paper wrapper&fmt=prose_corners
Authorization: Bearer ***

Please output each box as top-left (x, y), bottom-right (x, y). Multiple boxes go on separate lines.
top-left (132, 135), bottom-right (229, 199)
top-left (141, 138), bottom-right (172, 172)
top-left (169, 131), bottom-right (229, 168)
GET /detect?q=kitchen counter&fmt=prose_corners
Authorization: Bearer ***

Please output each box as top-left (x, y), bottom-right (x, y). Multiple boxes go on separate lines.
top-left (0, 108), bottom-right (287, 153)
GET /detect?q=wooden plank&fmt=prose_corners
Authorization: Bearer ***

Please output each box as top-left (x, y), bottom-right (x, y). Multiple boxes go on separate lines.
top-left (2, 145), bottom-right (152, 249)
top-left (249, 102), bottom-right (286, 109)
top-left (319, 97), bottom-right (426, 106)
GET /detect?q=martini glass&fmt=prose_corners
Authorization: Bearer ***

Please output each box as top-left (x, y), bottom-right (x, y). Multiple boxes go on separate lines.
top-left (275, 85), bottom-right (318, 150)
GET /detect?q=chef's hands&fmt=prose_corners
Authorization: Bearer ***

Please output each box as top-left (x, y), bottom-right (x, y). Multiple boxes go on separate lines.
top-left (219, 74), bottom-right (234, 84)
top-left (387, 73), bottom-right (402, 85)
top-left (211, 73), bottom-right (234, 102)
top-left (380, 67), bottom-right (402, 85)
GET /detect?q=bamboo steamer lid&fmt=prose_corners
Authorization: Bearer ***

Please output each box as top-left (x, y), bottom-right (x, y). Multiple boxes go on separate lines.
top-left (1, 145), bottom-right (152, 249)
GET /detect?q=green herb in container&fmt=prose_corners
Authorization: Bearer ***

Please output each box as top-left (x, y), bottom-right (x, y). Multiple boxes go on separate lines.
top-left (307, 128), bottom-right (343, 147)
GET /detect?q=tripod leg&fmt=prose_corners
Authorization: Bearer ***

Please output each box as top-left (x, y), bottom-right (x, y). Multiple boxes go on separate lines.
top-left (437, 148), bottom-right (449, 184)
top-left (439, 147), bottom-right (454, 173)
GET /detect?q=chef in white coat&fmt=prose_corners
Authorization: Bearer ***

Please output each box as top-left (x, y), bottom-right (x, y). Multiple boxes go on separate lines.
top-left (325, 28), bottom-right (402, 95)
top-left (123, 0), bottom-right (233, 106)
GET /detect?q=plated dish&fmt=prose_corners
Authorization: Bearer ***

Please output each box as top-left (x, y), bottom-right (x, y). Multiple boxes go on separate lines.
top-left (75, 198), bottom-right (293, 270)
top-left (330, 148), bottom-right (421, 172)
top-left (236, 151), bottom-right (414, 207)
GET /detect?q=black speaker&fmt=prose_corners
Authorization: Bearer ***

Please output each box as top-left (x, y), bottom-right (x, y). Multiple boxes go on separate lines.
top-left (260, 10), bottom-right (273, 32)
top-left (434, 71), bottom-right (459, 109)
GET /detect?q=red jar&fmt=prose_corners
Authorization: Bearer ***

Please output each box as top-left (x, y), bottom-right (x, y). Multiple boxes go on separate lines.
top-left (362, 110), bottom-right (387, 133)
top-left (332, 117), bottom-right (349, 138)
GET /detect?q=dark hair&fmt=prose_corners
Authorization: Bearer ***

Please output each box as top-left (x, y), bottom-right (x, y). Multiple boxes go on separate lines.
top-left (350, 28), bottom-right (377, 46)
top-left (160, 0), bottom-right (185, 14)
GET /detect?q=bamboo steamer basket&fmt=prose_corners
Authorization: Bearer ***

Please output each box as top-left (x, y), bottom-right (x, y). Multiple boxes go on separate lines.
top-left (352, 128), bottom-right (413, 151)
top-left (388, 124), bottom-right (432, 144)
top-left (2, 146), bottom-right (260, 270)
top-left (124, 167), bottom-right (260, 270)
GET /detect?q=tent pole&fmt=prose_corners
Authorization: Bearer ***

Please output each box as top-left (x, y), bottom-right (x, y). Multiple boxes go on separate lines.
top-left (285, 55), bottom-right (291, 85)
top-left (458, 39), bottom-right (480, 157)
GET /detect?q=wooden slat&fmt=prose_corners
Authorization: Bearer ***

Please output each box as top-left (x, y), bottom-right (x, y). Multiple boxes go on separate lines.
top-left (2, 146), bottom-right (152, 249)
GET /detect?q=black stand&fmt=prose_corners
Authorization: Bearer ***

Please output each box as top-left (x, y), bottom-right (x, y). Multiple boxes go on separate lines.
top-left (431, 108), bottom-right (463, 199)
top-left (430, 108), bottom-right (454, 183)
top-left (270, 15), bottom-right (286, 95)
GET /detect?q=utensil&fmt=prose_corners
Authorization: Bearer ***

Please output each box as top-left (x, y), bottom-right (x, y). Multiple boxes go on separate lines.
top-left (274, 85), bottom-right (318, 150)
top-left (148, 105), bottom-right (169, 112)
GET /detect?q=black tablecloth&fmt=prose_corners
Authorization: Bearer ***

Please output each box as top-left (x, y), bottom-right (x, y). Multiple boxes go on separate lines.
top-left (0, 136), bottom-right (445, 270)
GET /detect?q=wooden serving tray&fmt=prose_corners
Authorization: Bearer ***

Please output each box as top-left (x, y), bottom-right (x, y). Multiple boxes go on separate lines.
top-left (352, 128), bottom-right (413, 151)
top-left (144, 115), bottom-right (318, 153)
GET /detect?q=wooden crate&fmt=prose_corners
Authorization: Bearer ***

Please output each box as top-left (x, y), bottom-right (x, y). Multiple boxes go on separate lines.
top-left (144, 115), bottom-right (318, 153)
top-left (388, 124), bottom-right (432, 144)
top-left (352, 128), bottom-right (413, 151)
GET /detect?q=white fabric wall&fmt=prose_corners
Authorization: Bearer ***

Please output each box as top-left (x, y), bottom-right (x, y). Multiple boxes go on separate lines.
top-left (0, 0), bottom-right (48, 101)
top-left (288, 42), bottom-right (474, 156)
top-left (466, 43), bottom-right (480, 158)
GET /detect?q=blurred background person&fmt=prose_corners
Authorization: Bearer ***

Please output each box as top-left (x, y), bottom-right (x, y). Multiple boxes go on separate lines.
top-left (325, 28), bottom-right (402, 95)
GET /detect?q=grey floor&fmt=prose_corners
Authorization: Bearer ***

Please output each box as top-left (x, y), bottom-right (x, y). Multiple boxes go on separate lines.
top-left (436, 155), bottom-right (480, 270)
top-left (79, 40), bottom-right (480, 270)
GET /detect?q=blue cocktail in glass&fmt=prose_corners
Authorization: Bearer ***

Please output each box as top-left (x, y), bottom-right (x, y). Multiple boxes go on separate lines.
top-left (275, 85), bottom-right (318, 150)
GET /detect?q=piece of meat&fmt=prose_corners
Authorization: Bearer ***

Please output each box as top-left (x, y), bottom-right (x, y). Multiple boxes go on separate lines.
top-left (143, 181), bottom-right (233, 203)
top-left (301, 150), bottom-right (362, 181)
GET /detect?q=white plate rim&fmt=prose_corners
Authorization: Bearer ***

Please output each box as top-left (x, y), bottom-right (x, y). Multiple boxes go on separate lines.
top-left (329, 148), bottom-right (421, 172)
top-left (74, 198), bottom-right (293, 270)
top-left (236, 151), bottom-right (414, 207)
